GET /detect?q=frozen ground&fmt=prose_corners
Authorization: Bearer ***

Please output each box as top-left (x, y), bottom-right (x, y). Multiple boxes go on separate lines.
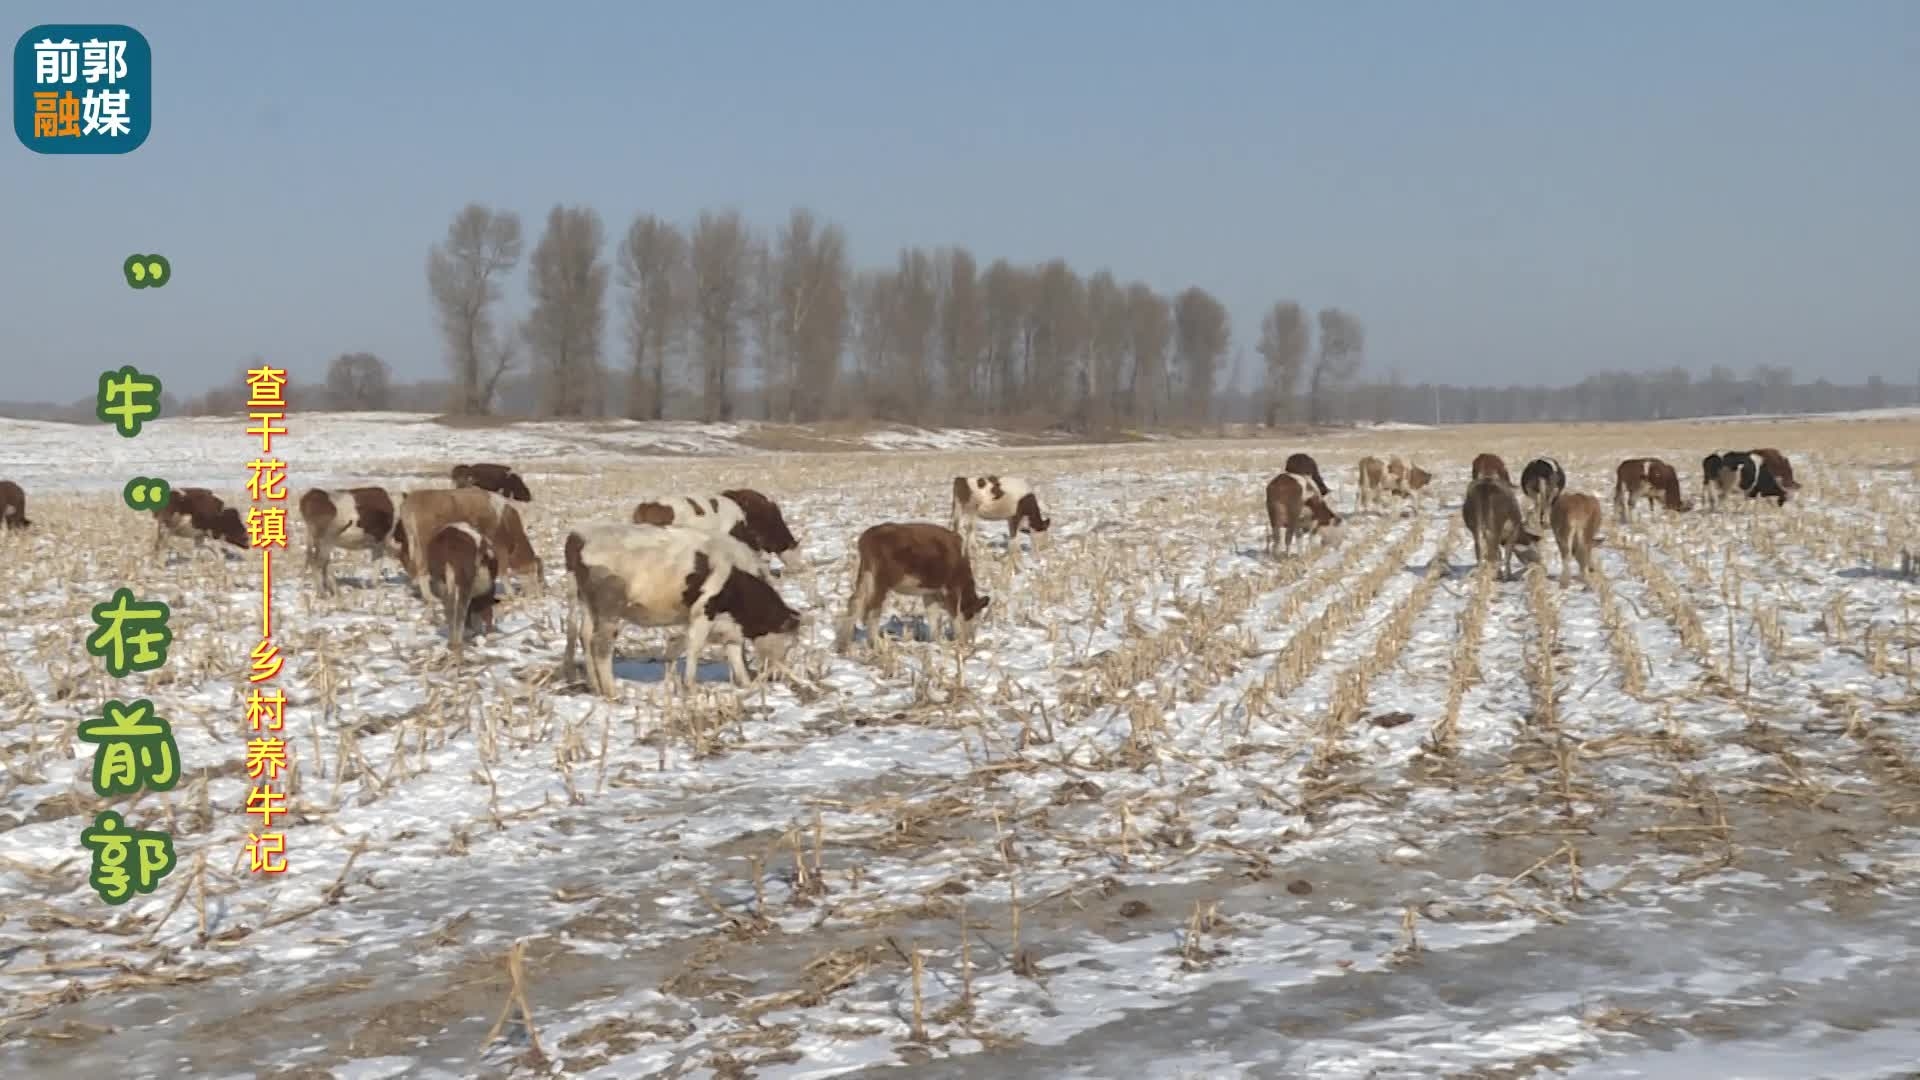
top-left (3, 414), bottom-right (1920, 1078)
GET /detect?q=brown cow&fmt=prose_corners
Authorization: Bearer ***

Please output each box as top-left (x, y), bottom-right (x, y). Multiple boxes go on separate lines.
top-left (1471, 453), bottom-right (1512, 486)
top-left (1549, 491), bottom-right (1605, 588)
top-left (1612, 458), bottom-right (1689, 522)
top-left (835, 522), bottom-right (990, 653)
top-left (561, 522), bottom-right (802, 696)
top-left (1463, 477), bottom-right (1541, 580)
top-left (1356, 456), bottom-right (1390, 513)
top-left (1284, 453), bottom-right (1329, 498)
top-left (395, 487), bottom-right (543, 594)
top-left (1749, 448), bottom-right (1799, 490)
top-left (424, 523), bottom-right (500, 660)
top-left (154, 487), bottom-right (247, 556)
top-left (0, 480), bottom-right (29, 529)
top-left (1265, 472), bottom-right (1343, 558)
top-left (450, 462), bottom-right (532, 502)
top-left (1397, 463), bottom-right (1433, 511)
top-left (298, 486), bottom-right (401, 595)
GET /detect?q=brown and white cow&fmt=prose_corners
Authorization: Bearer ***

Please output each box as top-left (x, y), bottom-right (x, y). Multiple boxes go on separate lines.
top-left (298, 486), bottom-right (402, 595)
top-left (0, 480), bottom-right (29, 529)
top-left (1395, 462), bottom-right (1433, 511)
top-left (1471, 452), bottom-right (1512, 486)
top-left (835, 522), bottom-right (991, 654)
top-left (395, 487), bottom-right (543, 594)
top-left (1356, 456), bottom-right (1391, 513)
top-left (1284, 453), bottom-right (1330, 499)
top-left (423, 522), bottom-right (500, 660)
top-left (632, 493), bottom-right (775, 574)
top-left (561, 522), bottom-right (802, 696)
top-left (1519, 457), bottom-right (1566, 530)
top-left (1549, 491), bottom-right (1605, 588)
top-left (720, 487), bottom-right (801, 563)
top-left (450, 462), bottom-right (532, 503)
top-left (1463, 477), bottom-right (1542, 580)
top-left (153, 487), bottom-right (247, 557)
top-left (1612, 458), bottom-right (1689, 522)
top-left (1749, 448), bottom-right (1799, 491)
top-left (950, 476), bottom-right (1050, 564)
top-left (1265, 472), bottom-right (1343, 558)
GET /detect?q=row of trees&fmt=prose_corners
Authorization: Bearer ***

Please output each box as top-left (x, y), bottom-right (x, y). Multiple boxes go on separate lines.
top-left (425, 202), bottom-right (1369, 429)
top-left (123, 352), bottom-right (1906, 428)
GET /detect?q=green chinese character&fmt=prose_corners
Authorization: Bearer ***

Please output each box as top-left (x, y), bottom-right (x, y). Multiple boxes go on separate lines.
top-left (86, 589), bottom-right (172, 677)
top-left (95, 365), bottom-right (163, 437)
top-left (76, 699), bottom-right (179, 797)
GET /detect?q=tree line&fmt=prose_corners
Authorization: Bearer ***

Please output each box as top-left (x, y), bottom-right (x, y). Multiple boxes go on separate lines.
top-left (414, 202), bottom-right (1370, 431)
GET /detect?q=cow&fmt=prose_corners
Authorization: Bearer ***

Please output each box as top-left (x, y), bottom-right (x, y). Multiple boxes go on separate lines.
top-left (949, 476), bottom-right (1051, 565)
top-left (450, 463), bottom-right (532, 503)
top-left (1612, 458), bottom-right (1689, 522)
top-left (631, 493), bottom-right (774, 575)
top-left (0, 480), bottom-right (29, 529)
top-left (560, 522), bottom-right (802, 696)
top-left (1750, 448), bottom-right (1799, 491)
top-left (1703, 451), bottom-right (1786, 509)
top-left (1519, 457), bottom-right (1567, 530)
top-left (153, 487), bottom-right (247, 557)
top-left (1356, 456), bottom-right (1391, 513)
top-left (1471, 453), bottom-right (1512, 486)
top-left (720, 487), bottom-right (801, 565)
top-left (297, 486), bottom-right (402, 595)
top-left (394, 487), bottom-right (543, 596)
top-left (1549, 491), bottom-right (1605, 588)
top-left (1397, 463), bottom-right (1433, 512)
top-left (1702, 452), bottom-right (1734, 511)
top-left (1265, 472), bottom-right (1343, 558)
top-left (1463, 477), bottom-right (1542, 580)
top-left (835, 522), bottom-right (991, 654)
top-left (1284, 453), bottom-right (1329, 499)
top-left (423, 523), bottom-right (500, 660)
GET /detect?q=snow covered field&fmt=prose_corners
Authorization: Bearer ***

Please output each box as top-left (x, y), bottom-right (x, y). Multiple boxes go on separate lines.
top-left (3, 412), bottom-right (1920, 1078)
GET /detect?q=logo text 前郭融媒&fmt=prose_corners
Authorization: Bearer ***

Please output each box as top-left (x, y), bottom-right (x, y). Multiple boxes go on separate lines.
top-left (13, 24), bottom-right (151, 154)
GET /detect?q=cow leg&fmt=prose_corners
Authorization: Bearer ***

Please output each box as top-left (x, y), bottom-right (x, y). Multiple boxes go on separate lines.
top-left (681, 616), bottom-right (714, 689)
top-left (1004, 518), bottom-right (1021, 566)
top-left (588, 616), bottom-right (618, 700)
top-left (725, 639), bottom-right (750, 686)
top-left (441, 581), bottom-right (462, 660)
top-left (560, 590), bottom-right (580, 682)
top-left (833, 569), bottom-right (874, 653)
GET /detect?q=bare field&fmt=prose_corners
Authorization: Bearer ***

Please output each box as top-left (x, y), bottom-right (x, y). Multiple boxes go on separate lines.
top-left (3, 416), bottom-right (1920, 1078)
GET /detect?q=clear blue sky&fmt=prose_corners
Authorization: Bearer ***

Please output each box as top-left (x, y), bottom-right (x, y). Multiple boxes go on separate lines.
top-left (5, 1), bottom-right (1917, 402)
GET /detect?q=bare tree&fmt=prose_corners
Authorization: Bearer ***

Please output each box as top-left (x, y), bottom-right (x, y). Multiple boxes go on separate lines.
top-left (981, 260), bottom-right (1026, 415)
top-left (1026, 259), bottom-right (1087, 421)
top-left (689, 210), bottom-right (753, 422)
top-left (850, 268), bottom-right (898, 416)
top-left (1308, 307), bottom-right (1365, 423)
top-left (767, 209), bottom-right (851, 423)
top-left (1173, 287), bottom-right (1230, 423)
top-left (523, 205), bottom-right (609, 417)
top-left (615, 214), bottom-right (687, 420)
top-left (934, 247), bottom-right (985, 415)
top-left (1256, 301), bottom-right (1310, 426)
top-left (1084, 271), bottom-right (1127, 429)
top-left (325, 352), bottom-right (391, 411)
top-left (886, 248), bottom-right (938, 422)
top-left (426, 204), bottom-right (523, 415)
top-left (1125, 283), bottom-right (1171, 425)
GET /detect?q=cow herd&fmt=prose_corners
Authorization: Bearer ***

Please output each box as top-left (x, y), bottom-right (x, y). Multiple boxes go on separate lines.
top-left (0, 440), bottom-right (1815, 699)
top-left (0, 462), bottom-right (1055, 700)
top-left (1264, 445), bottom-right (1802, 589)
